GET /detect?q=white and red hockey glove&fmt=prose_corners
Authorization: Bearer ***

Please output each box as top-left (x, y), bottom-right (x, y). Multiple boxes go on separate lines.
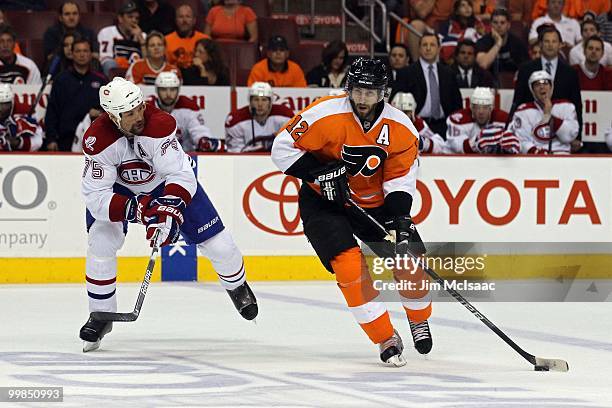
top-left (197, 137), bottom-right (225, 152)
top-left (476, 126), bottom-right (504, 153)
top-left (500, 131), bottom-right (520, 154)
top-left (144, 195), bottom-right (186, 247)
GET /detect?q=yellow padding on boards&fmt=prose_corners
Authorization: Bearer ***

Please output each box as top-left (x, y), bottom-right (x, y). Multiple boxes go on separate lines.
top-left (0, 257), bottom-right (161, 283)
top-left (1, 255), bottom-right (611, 283)
top-left (197, 256), bottom-right (335, 281)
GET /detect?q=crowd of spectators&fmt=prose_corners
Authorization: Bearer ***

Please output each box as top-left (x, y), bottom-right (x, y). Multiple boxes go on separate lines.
top-left (0, 0), bottom-right (609, 154)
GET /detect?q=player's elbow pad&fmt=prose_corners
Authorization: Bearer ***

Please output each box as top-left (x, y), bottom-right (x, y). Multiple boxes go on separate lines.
top-left (384, 191), bottom-right (413, 216)
top-left (283, 152), bottom-right (323, 182)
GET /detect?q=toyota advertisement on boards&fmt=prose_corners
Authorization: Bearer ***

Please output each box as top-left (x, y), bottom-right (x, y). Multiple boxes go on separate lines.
top-left (0, 155), bottom-right (611, 260)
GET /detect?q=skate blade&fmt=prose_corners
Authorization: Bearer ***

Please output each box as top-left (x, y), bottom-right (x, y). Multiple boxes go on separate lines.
top-left (384, 354), bottom-right (407, 367)
top-left (83, 340), bottom-right (100, 353)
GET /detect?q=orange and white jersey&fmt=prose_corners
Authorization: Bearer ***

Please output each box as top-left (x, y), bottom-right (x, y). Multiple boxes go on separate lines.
top-left (271, 94), bottom-right (420, 208)
top-left (98, 25), bottom-right (143, 69)
top-left (125, 59), bottom-right (180, 85)
top-left (507, 100), bottom-right (579, 154)
top-left (446, 108), bottom-right (508, 153)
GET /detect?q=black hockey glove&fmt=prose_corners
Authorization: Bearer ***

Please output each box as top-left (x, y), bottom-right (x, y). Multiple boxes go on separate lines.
top-left (383, 215), bottom-right (426, 256)
top-left (310, 161), bottom-right (351, 207)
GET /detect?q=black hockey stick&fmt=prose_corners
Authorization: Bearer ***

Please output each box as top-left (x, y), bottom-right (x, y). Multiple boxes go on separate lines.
top-left (347, 197), bottom-right (569, 372)
top-left (90, 240), bottom-right (160, 322)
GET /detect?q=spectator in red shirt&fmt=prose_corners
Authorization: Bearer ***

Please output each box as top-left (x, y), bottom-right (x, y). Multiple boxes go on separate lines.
top-left (573, 36), bottom-right (612, 90)
top-left (204, 0), bottom-right (257, 42)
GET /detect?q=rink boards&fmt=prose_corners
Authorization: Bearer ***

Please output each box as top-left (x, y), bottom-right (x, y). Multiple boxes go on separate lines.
top-left (0, 154), bottom-right (610, 283)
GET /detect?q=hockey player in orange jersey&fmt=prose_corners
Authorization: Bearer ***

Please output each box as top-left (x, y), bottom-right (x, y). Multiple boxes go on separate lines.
top-left (271, 58), bottom-right (433, 366)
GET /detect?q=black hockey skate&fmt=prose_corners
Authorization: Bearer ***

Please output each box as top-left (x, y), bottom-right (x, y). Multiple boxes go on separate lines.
top-left (409, 319), bottom-right (432, 354)
top-left (226, 282), bottom-right (258, 320)
top-left (379, 329), bottom-right (406, 367)
top-left (80, 316), bottom-right (113, 352)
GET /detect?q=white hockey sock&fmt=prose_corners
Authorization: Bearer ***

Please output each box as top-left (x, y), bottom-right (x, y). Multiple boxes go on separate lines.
top-left (86, 252), bottom-right (118, 313)
top-left (86, 221), bottom-right (124, 313)
top-left (197, 229), bottom-right (246, 290)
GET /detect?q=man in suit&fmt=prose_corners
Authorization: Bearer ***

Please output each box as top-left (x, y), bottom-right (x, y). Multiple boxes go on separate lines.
top-left (452, 40), bottom-right (495, 89)
top-left (392, 32), bottom-right (463, 137)
top-left (510, 24), bottom-right (582, 135)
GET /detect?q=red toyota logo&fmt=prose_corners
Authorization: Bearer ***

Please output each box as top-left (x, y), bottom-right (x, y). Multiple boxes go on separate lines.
top-left (243, 171), bottom-right (303, 236)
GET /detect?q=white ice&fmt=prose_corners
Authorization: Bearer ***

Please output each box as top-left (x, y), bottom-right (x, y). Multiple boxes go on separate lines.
top-left (1, 282), bottom-right (611, 407)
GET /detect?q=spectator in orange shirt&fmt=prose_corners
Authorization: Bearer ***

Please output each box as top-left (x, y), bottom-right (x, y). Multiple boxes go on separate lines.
top-left (204, 0), bottom-right (258, 42)
top-left (165, 4), bottom-right (209, 69)
top-left (247, 35), bottom-right (306, 87)
top-left (532, 0), bottom-right (610, 20)
top-left (126, 31), bottom-right (181, 85)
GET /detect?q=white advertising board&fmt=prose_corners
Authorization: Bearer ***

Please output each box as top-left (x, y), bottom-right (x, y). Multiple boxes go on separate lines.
top-left (1, 155), bottom-right (610, 259)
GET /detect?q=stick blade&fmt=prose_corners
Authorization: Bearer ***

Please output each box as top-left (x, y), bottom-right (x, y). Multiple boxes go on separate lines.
top-left (90, 311), bottom-right (138, 322)
top-left (534, 357), bottom-right (569, 372)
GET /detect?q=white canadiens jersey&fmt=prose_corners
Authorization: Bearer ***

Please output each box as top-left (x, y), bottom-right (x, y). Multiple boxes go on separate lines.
top-left (225, 104), bottom-right (294, 152)
top-left (507, 100), bottom-right (579, 154)
top-left (154, 95), bottom-right (213, 152)
top-left (412, 116), bottom-right (446, 154)
top-left (446, 108), bottom-right (509, 153)
top-left (81, 103), bottom-right (196, 223)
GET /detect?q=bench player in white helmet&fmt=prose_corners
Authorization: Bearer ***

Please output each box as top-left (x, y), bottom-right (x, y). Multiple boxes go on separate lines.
top-left (506, 70), bottom-right (579, 154)
top-left (446, 87), bottom-right (519, 154)
top-left (79, 77), bottom-right (258, 352)
top-left (224, 81), bottom-right (294, 152)
top-left (391, 92), bottom-right (446, 154)
top-left (154, 71), bottom-right (224, 152)
top-left (0, 84), bottom-right (43, 151)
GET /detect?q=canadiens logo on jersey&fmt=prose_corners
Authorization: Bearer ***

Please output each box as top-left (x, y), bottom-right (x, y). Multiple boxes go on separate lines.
top-left (341, 145), bottom-right (387, 177)
top-left (118, 160), bottom-right (155, 185)
top-left (534, 123), bottom-right (552, 141)
top-left (84, 136), bottom-right (96, 151)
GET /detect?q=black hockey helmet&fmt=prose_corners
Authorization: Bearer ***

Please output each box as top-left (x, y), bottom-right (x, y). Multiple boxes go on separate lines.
top-left (345, 58), bottom-right (389, 93)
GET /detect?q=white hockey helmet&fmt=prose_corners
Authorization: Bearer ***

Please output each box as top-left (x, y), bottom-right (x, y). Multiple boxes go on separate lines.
top-left (155, 71), bottom-right (181, 89)
top-left (99, 77), bottom-right (144, 125)
top-left (0, 83), bottom-right (13, 104)
top-left (470, 87), bottom-right (494, 107)
top-left (249, 82), bottom-right (273, 98)
top-left (528, 70), bottom-right (553, 96)
top-left (391, 92), bottom-right (417, 112)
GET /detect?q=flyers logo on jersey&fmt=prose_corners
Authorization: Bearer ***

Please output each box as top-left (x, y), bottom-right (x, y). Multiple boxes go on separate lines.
top-left (118, 160), bottom-right (155, 185)
top-left (341, 145), bottom-right (387, 177)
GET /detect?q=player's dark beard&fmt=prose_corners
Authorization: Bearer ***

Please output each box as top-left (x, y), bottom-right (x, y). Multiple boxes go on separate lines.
top-left (351, 100), bottom-right (384, 131)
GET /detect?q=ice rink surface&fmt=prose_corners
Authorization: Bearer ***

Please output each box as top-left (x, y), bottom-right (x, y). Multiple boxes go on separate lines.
top-left (1, 281), bottom-right (611, 407)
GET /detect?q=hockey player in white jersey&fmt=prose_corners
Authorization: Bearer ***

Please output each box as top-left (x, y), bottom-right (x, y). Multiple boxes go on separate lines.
top-left (507, 70), bottom-right (579, 154)
top-left (0, 84), bottom-right (43, 151)
top-left (79, 77), bottom-right (257, 352)
top-left (224, 82), bottom-right (294, 153)
top-left (391, 92), bottom-right (446, 154)
top-left (154, 72), bottom-right (225, 152)
top-left (446, 87), bottom-right (519, 154)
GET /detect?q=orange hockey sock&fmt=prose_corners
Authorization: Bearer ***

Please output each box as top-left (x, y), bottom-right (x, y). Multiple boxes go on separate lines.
top-left (331, 247), bottom-right (394, 344)
top-left (394, 262), bottom-right (432, 324)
